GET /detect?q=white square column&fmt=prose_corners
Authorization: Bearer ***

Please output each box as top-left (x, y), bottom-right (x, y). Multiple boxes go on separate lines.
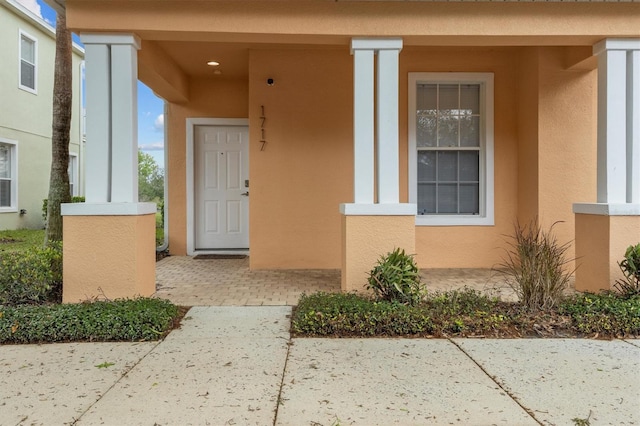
top-left (573, 38), bottom-right (640, 293)
top-left (348, 38), bottom-right (404, 210)
top-left (342, 38), bottom-right (415, 293)
top-left (377, 48), bottom-right (400, 204)
top-left (628, 49), bottom-right (640, 203)
top-left (80, 33), bottom-right (141, 203)
top-left (351, 46), bottom-right (375, 204)
top-left (82, 42), bottom-right (111, 202)
top-left (592, 38), bottom-right (640, 204)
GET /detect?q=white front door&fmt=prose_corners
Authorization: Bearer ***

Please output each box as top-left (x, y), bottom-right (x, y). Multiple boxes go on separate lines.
top-left (194, 124), bottom-right (249, 249)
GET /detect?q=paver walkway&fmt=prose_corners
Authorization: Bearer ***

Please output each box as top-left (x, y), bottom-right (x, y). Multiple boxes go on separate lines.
top-left (155, 256), bottom-right (523, 306)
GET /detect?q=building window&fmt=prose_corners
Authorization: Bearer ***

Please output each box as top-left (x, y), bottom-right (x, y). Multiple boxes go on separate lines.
top-left (19, 30), bottom-right (37, 93)
top-left (0, 140), bottom-right (17, 211)
top-left (68, 153), bottom-right (78, 196)
top-left (409, 73), bottom-right (494, 226)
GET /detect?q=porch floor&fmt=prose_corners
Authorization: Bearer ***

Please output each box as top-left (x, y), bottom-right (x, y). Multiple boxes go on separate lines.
top-left (155, 256), bottom-right (530, 306)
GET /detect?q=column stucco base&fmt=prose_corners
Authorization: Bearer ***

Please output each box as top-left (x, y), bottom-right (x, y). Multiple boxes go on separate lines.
top-left (62, 213), bottom-right (156, 303)
top-left (341, 214), bottom-right (416, 293)
top-left (574, 212), bottom-right (640, 293)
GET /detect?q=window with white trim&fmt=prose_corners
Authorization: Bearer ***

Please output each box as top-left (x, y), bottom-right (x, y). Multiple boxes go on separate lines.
top-left (409, 73), bottom-right (494, 226)
top-left (0, 140), bottom-right (17, 211)
top-left (68, 153), bottom-right (78, 196)
top-left (19, 30), bottom-right (37, 93)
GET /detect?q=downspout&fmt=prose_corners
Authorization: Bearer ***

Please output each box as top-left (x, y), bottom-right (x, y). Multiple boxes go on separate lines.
top-left (156, 101), bottom-right (169, 252)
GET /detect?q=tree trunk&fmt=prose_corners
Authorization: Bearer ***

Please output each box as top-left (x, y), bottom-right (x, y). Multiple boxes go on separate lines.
top-left (45, 12), bottom-right (72, 246)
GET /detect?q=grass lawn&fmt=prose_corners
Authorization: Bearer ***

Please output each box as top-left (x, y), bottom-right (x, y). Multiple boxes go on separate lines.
top-left (0, 229), bottom-right (45, 254)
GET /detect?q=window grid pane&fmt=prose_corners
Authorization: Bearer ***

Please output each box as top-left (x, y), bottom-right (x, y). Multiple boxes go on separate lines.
top-left (20, 61), bottom-right (35, 90)
top-left (0, 180), bottom-right (10, 208)
top-left (416, 150), bottom-right (480, 215)
top-left (20, 35), bottom-right (36, 90)
top-left (415, 81), bottom-right (482, 216)
top-left (0, 146), bottom-right (10, 179)
top-left (21, 36), bottom-right (35, 62)
top-left (0, 144), bottom-right (14, 208)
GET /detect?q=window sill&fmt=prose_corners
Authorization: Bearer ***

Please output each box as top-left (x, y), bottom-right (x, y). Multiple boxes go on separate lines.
top-left (415, 215), bottom-right (494, 226)
top-left (0, 208), bottom-right (18, 214)
top-left (18, 85), bottom-right (37, 95)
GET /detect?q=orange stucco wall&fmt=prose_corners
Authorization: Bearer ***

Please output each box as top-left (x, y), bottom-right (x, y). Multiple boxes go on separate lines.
top-left (402, 48), bottom-right (520, 268)
top-left (342, 215), bottom-right (416, 292)
top-left (162, 46), bottom-right (598, 270)
top-left (517, 48), bottom-right (541, 226)
top-left (62, 214), bottom-right (156, 303)
top-left (166, 77), bottom-right (249, 255)
top-left (575, 214), bottom-right (640, 292)
top-left (248, 49), bottom-right (353, 269)
top-left (517, 47), bottom-right (597, 266)
top-left (66, 1), bottom-right (640, 47)
top-left (535, 48), bottom-right (597, 255)
top-left (62, 0), bottom-right (631, 279)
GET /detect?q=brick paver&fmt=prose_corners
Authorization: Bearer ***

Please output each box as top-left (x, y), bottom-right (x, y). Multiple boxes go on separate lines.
top-left (153, 256), bottom-right (547, 306)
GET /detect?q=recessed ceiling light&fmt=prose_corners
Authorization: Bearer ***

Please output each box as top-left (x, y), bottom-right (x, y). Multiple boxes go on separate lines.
top-left (207, 61), bottom-right (220, 67)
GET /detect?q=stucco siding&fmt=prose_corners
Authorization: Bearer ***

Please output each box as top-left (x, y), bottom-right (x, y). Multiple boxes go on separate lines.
top-left (163, 45), bottom-right (598, 269)
top-left (0, 0), bottom-right (84, 230)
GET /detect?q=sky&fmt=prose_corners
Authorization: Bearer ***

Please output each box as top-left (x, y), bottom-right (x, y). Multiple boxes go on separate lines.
top-left (26, 0), bottom-right (166, 168)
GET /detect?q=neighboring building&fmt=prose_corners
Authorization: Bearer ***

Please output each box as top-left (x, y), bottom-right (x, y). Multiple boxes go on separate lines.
top-left (56, 0), bottom-right (639, 302)
top-left (0, 0), bottom-right (84, 230)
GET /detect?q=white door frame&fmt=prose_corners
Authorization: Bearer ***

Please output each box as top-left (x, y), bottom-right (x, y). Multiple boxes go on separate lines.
top-left (186, 117), bottom-right (250, 255)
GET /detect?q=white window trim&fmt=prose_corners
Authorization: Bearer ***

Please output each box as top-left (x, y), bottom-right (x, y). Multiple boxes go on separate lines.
top-left (408, 72), bottom-right (494, 226)
top-left (0, 138), bottom-right (18, 213)
top-left (18, 29), bottom-right (38, 94)
top-left (69, 153), bottom-right (79, 196)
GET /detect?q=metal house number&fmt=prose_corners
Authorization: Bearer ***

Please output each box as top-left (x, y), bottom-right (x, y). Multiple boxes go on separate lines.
top-left (260, 105), bottom-right (267, 151)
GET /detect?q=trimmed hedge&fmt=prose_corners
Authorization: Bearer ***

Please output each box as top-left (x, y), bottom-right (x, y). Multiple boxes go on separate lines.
top-left (292, 290), bottom-right (640, 338)
top-left (292, 290), bottom-right (515, 337)
top-left (0, 298), bottom-right (180, 344)
top-left (0, 243), bottom-right (63, 305)
top-left (559, 293), bottom-right (640, 336)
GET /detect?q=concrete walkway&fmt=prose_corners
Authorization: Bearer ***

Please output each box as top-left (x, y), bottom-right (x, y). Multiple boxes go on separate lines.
top-left (1, 307), bottom-right (638, 425)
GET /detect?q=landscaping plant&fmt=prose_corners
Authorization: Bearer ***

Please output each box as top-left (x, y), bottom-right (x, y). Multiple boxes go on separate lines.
top-left (614, 243), bottom-right (640, 296)
top-left (293, 290), bottom-right (640, 338)
top-left (497, 219), bottom-right (573, 311)
top-left (559, 292), bottom-right (640, 337)
top-left (366, 248), bottom-right (424, 305)
top-left (0, 298), bottom-right (181, 343)
top-left (0, 242), bottom-right (63, 305)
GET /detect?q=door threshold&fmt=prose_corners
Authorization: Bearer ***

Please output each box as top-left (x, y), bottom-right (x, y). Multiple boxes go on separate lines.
top-left (193, 249), bottom-right (249, 256)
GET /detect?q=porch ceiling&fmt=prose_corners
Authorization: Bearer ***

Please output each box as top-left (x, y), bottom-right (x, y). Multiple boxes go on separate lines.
top-left (154, 40), bottom-right (354, 79)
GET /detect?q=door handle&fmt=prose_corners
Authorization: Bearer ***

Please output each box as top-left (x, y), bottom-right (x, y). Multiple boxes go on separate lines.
top-left (241, 192), bottom-right (249, 196)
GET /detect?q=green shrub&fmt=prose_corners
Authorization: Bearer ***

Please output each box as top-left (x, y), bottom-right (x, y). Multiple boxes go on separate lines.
top-left (560, 293), bottom-right (640, 336)
top-left (293, 289), bottom-right (640, 338)
top-left (366, 248), bottom-right (424, 305)
top-left (424, 288), bottom-right (499, 316)
top-left (0, 298), bottom-right (180, 344)
top-left (293, 290), bottom-right (521, 337)
top-left (292, 292), bottom-right (433, 336)
top-left (42, 196), bottom-right (85, 223)
top-left (614, 243), bottom-right (640, 296)
top-left (0, 242), bottom-right (63, 305)
top-left (497, 219), bottom-right (573, 311)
